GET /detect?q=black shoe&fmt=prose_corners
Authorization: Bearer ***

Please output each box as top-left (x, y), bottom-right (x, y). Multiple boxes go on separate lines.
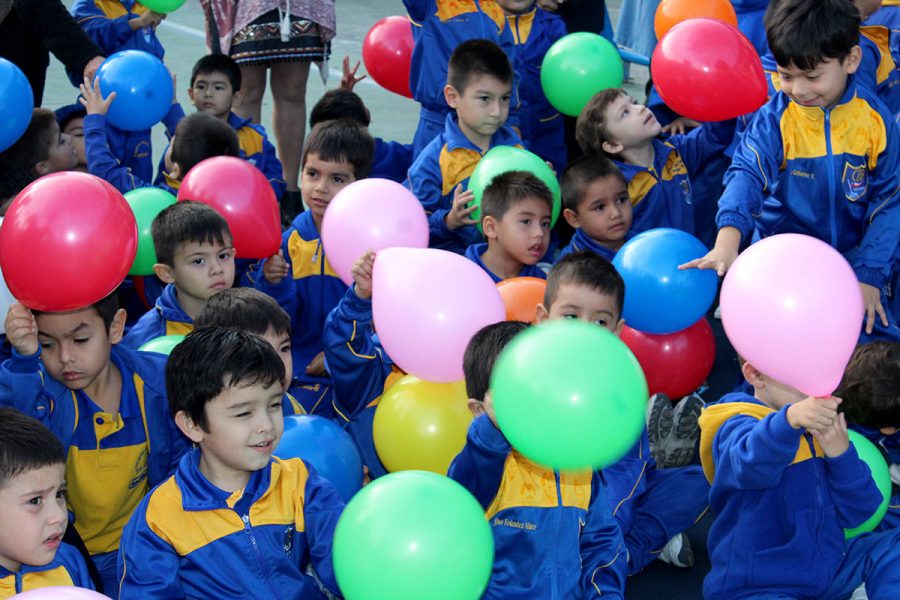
top-left (664, 393), bottom-right (705, 468)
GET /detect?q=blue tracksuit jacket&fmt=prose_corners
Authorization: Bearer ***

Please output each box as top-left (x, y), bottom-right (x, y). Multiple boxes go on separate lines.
top-left (406, 112), bottom-right (523, 254)
top-left (448, 415), bottom-right (627, 599)
top-left (121, 283), bottom-right (193, 350)
top-left (118, 451), bottom-right (344, 599)
top-left (555, 228), bottom-right (632, 263)
top-left (372, 138), bottom-right (414, 183)
top-left (464, 242), bottom-right (547, 282)
top-left (0, 544), bottom-right (94, 596)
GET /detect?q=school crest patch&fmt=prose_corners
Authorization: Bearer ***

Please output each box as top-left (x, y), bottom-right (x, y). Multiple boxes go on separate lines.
top-left (842, 162), bottom-right (867, 202)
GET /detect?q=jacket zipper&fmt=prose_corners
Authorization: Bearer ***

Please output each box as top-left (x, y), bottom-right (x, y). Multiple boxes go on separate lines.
top-left (242, 513), bottom-right (280, 598)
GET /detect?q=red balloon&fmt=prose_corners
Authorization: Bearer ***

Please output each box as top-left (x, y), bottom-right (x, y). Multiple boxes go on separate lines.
top-left (0, 172), bottom-right (137, 312)
top-left (620, 318), bottom-right (716, 400)
top-left (651, 18), bottom-right (767, 121)
top-left (363, 16), bottom-right (414, 98)
top-left (177, 156), bottom-right (281, 259)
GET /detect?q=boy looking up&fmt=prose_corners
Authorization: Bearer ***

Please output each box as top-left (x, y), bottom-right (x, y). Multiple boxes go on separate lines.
top-left (118, 327), bottom-right (344, 598)
top-left (121, 201), bottom-right (235, 350)
top-left (465, 170), bottom-right (551, 282)
top-left (406, 39), bottom-right (523, 255)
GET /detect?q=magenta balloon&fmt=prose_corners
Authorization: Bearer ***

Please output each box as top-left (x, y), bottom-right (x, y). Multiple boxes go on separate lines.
top-left (372, 248), bottom-right (506, 382)
top-left (13, 587), bottom-right (109, 599)
top-left (720, 234), bottom-right (864, 397)
top-left (322, 178), bottom-right (429, 285)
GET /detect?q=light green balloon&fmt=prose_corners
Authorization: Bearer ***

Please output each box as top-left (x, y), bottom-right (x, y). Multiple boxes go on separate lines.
top-left (137, 334), bottom-right (185, 356)
top-left (124, 187), bottom-right (176, 276)
top-left (844, 430), bottom-right (891, 539)
top-left (540, 32), bottom-right (624, 117)
top-left (333, 471), bottom-right (493, 600)
top-left (491, 320), bottom-right (648, 471)
top-left (139, 0), bottom-right (186, 13)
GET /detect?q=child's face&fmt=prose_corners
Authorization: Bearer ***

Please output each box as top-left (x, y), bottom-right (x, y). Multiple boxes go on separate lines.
top-left (188, 71), bottom-right (237, 121)
top-left (485, 196), bottom-right (551, 266)
top-left (745, 364), bottom-right (807, 411)
top-left (564, 175), bottom-right (632, 247)
top-left (36, 307), bottom-right (124, 392)
top-left (43, 122), bottom-right (77, 173)
top-left (0, 464), bottom-right (67, 573)
top-left (61, 117), bottom-right (87, 172)
top-left (445, 74), bottom-right (512, 148)
top-left (537, 283), bottom-right (623, 334)
top-left (776, 51), bottom-right (861, 109)
top-left (301, 152), bottom-right (356, 223)
top-left (601, 93), bottom-right (661, 153)
top-left (260, 327), bottom-right (293, 393)
top-left (497, 0), bottom-right (535, 14)
top-left (164, 239), bottom-right (235, 308)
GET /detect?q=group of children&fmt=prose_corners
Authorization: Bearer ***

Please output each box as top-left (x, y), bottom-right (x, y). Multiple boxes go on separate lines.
top-left (0, 0), bottom-right (899, 598)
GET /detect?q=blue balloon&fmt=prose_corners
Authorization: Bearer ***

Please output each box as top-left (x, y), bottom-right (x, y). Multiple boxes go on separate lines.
top-left (97, 50), bottom-right (173, 131)
top-left (0, 59), bottom-right (33, 152)
top-left (275, 415), bottom-right (364, 502)
top-left (612, 228), bottom-right (718, 334)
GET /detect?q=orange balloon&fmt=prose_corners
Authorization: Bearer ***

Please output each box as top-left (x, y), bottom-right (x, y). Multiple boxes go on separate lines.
top-left (654, 0), bottom-right (738, 40)
top-left (496, 277), bottom-right (547, 323)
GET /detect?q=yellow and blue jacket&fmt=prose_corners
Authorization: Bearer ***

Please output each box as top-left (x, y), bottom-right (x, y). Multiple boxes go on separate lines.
top-left (866, 3), bottom-right (900, 53)
top-left (0, 345), bottom-right (188, 556)
top-left (859, 25), bottom-right (900, 119)
top-left (464, 242), bottom-right (547, 282)
top-left (698, 393), bottom-right (882, 600)
top-left (121, 283), bottom-right (193, 350)
top-left (448, 415), bottom-right (627, 599)
top-left (718, 77), bottom-right (900, 288)
top-left (555, 228), bottom-right (632, 264)
top-left (0, 543), bottom-right (94, 597)
top-left (406, 113), bottom-right (523, 254)
top-left (118, 451), bottom-right (344, 599)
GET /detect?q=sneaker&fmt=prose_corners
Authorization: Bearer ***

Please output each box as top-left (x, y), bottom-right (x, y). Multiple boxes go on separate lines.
top-left (663, 393), bottom-right (705, 468)
top-left (658, 533), bottom-right (694, 568)
top-left (647, 393), bottom-right (674, 465)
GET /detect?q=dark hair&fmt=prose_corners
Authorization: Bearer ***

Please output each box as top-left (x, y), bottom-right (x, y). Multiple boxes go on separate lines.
top-left (170, 112), bottom-right (240, 177)
top-left (481, 171), bottom-right (553, 222)
top-left (0, 408), bottom-right (65, 489)
top-left (836, 342), bottom-right (900, 428)
top-left (0, 109), bottom-right (59, 200)
top-left (195, 287), bottom-right (291, 337)
top-left (310, 89), bottom-right (371, 128)
top-left (32, 291), bottom-right (120, 331)
top-left (463, 320), bottom-right (529, 402)
top-left (561, 154), bottom-right (627, 212)
top-left (575, 88), bottom-right (627, 156)
top-left (151, 200), bottom-right (232, 266)
top-left (302, 119), bottom-right (375, 180)
top-left (765, 0), bottom-right (860, 71)
top-left (166, 327), bottom-right (285, 431)
top-left (447, 39), bottom-right (513, 94)
top-left (544, 251), bottom-right (625, 316)
top-left (191, 53), bottom-right (242, 92)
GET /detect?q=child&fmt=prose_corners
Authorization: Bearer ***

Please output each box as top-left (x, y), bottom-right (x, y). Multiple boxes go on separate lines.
top-left (556, 154), bottom-right (633, 262)
top-left (687, 0), bottom-right (900, 341)
top-left (447, 319), bottom-right (628, 598)
top-left (465, 170), bottom-right (551, 282)
top-left (403, 0), bottom-right (519, 154)
top-left (698, 359), bottom-right (900, 599)
top-left (0, 408), bottom-right (94, 595)
top-left (118, 327), bottom-right (343, 597)
top-left (867, 0), bottom-right (899, 29)
top-left (575, 88), bottom-right (734, 236)
top-left (55, 104), bottom-right (88, 173)
top-left (121, 201), bottom-right (235, 349)
top-left (498, 0), bottom-right (568, 172)
top-left (406, 39), bottom-right (523, 255)
top-left (251, 119), bottom-right (374, 409)
top-left (193, 287), bottom-right (315, 417)
top-left (0, 295), bottom-right (188, 596)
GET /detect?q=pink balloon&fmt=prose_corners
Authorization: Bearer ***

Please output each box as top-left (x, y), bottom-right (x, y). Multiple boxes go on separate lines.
top-left (373, 248), bottom-right (506, 383)
top-left (322, 179), bottom-right (429, 285)
top-left (13, 587), bottom-right (108, 599)
top-left (720, 234), bottom-right (864, 397)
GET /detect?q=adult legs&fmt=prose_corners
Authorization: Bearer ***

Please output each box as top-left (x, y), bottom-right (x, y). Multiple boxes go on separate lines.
top-left (235, 64), bottom-right (268, 125)
top-left (270, 60), bottom-right (311, 192)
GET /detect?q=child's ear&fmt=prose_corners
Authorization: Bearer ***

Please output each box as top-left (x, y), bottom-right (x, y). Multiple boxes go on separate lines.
top-left (444, 84), bottom-right (460, 109)
top-left (466, 398), bottom-right (485, 417)
top-left (601, 139), bottom-right (624, 156)
top-left (187, 87), bottom-right (195, 103)
top-left (562, 207), bottom-right (581, 229)
top-left (741, 361), bottom-right (765, 389)
top-left (153, 263), bottom-right (176, 285)
top-left (844, 45), bottom-right (863, 75)
top-left (174, 410), bottom-right (205, 444)
top-left (231, 89), bottom-right (243, 109)
top-left (613, 317), bottom-right (625, 337)
top-left (33, 160), bottom-right (51, 176)
top-left (482, 215), bottom-right (498, 239)
top-left (108, 308), bottom-right (127, 345)
top-left (535, 302), bottom-right (549, 324)
top-left (168, 162), bottom-right (182, 181)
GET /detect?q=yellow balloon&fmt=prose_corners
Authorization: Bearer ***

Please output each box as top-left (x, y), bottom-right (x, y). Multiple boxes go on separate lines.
top-left (373, 375), bottom-right (473, 475)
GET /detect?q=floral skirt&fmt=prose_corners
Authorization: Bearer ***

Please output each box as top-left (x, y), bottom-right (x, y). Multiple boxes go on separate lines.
top-left (230, 8), bottom-right (330, 66)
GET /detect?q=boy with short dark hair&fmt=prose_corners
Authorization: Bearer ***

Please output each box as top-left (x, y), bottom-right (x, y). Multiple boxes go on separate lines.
top-left (0, 295), bottom-right (188, 596)
top-left (55, 104), bottom-right (88, 173)
top-left (406, 39), bottom-right (523, 255)
top-left (556, 154), bottom-right (633, 262)
top-left (118, 327), bottom-right (344, 598)
top-left (122, 201), bottom-right (235, 350)
top-left (0, 408), bottom-right (94, 595)
top-left (465, 170), bottom-right (551, 282)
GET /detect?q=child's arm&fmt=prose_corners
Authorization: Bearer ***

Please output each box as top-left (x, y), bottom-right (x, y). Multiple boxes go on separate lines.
top-left (668, 119), bottom-right (737, 181)
top-left (401, 0), bottom-right (431, 23)
top-left (407, 156), bottom-right (480, 249)
top-left (249, 243), bottom-right (298, 318)
top-left (301, 462), bottom-right (345, 596)
top-left (581, 474), bottom-right (627, 599)
top-left (447, 413), bottom-right (512, 510)
top-left (71, 0), bottom-right (164, 55)
top-left (117, 497), bottom-right (185, 598)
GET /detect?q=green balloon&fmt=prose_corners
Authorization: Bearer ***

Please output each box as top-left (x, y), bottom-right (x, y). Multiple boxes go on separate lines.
top-left (468, 145), bottom-right (561, 232)
top-left (540, 32), bottom-right (624, 117)
top-left (137, 334), bottom-right (185, 356)
top-left (844, 430), bottom-right (891, 539)
top-left (124, 187), bottom-right (176, 276)
top-left (139, 0), bottom-right (186, 12)
top-left (491, 320), bottom-right (647, 470)
top-left (333, 471), bottom-right (493, 600)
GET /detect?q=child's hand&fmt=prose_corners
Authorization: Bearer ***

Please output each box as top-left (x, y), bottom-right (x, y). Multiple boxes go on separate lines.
top-left (305, 351), bottom-right (327, 377)
top-left (537, 0), bottom-right (567, 12)
top-left (860, 283), bottom-right (889, 335)
top-left (263, 250), bottom-right (290, 285)
top-left (169, 70), bottom-right (178, 104)
top-left (340, 56), bottom-right (367, 92)
top-left (810, 412), bottom-right (850, 458)
top-left (130, 10), bottom-right (165, 30)
top-left (679, 227), bottom-right (741, 276)
top-left (786, 396), bottom-right (841, 431)
top-left (351, 250), bottom-right (375, 300)
top-left (5, 303), bottom-right (38, 356)
top-left (79, 76), bottom-right (116, 116)
top-left (444, 184), bottom-right (478, 231)
top-left (662, 117), bottom-right (700, 135)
